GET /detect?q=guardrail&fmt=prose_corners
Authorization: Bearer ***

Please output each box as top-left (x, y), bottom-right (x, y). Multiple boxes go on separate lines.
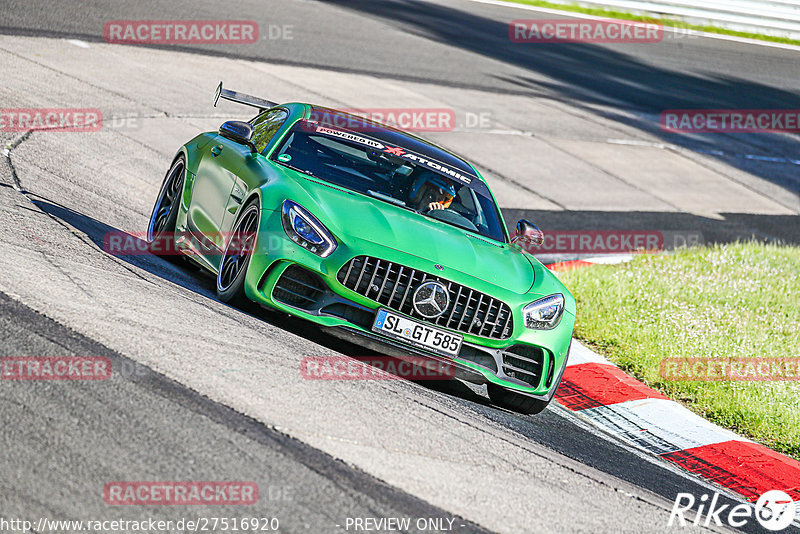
top-left (544, 0), bottom-right (800, 40)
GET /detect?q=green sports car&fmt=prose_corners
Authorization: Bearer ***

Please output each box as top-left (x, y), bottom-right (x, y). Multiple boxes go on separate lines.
top-left (147, 83), bottom-right (575, 414)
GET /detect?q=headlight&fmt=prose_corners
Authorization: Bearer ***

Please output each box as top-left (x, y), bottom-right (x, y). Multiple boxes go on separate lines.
top-left (281, 200), bottom-right (337, 258)
top-left (522, 294), bottom-right (564, 330)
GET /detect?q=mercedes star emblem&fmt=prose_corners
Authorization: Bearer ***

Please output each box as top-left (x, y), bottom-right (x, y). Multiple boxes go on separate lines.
top-left (412, 281), bottom-right (450, 319)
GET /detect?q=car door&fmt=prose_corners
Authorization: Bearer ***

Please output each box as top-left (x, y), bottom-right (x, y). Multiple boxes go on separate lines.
top-left (188, 132), bottom-right (253, 257)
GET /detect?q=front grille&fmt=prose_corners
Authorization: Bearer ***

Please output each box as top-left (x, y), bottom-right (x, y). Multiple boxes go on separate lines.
top-left (336, 256), bottom-right (513, 339)
top-left (273, 265), bottom-right (325, 309)
top-left (501, 345), bottom-right (544, 387)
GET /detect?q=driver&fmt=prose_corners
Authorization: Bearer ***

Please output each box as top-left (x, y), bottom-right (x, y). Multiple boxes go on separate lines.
top-left (408, 172), bottom-right (456, 211)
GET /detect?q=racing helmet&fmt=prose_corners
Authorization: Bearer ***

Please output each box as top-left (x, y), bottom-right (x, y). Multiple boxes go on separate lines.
top-left (409, 172), bottom-right (456, 209)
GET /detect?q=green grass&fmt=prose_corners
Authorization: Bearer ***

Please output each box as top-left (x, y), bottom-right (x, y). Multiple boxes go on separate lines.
top-left (502, 0), bottom-right (800, 47)
top-left (558, 242), bottom-right (800, 459)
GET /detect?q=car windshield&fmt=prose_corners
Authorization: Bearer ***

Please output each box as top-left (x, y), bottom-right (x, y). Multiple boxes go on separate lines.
top-left (270, 121), bottom-right (507, 242)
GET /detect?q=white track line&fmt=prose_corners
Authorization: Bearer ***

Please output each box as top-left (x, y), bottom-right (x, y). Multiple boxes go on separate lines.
top-left (467, 0), bottom-right (800, 51)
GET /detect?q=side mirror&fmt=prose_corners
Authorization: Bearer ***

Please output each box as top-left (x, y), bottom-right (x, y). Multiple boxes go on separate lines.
top-left (512, 219), bottom-right (544, 252)
top-left (219, 120), bottom-right (256, 152)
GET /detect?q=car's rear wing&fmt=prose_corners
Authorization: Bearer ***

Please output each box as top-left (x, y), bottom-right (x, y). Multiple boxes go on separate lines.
top-left (213, 82), bottom-right (277, 113)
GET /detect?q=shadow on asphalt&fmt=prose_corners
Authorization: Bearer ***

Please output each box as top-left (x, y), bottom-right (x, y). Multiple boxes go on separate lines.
top-left (501, 208), bottom-right (800, 247)
top-left (325, 0), bottom-right (800, 208)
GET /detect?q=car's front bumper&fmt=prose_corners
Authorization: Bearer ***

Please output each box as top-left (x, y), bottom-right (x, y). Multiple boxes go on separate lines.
top-left (243, 208), bottom-right (575, 399)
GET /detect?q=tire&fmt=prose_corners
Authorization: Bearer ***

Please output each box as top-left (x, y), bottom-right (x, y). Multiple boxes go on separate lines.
top-left (216, 199), bottom-right (260, 307)
top-left (147, 155), bottom-right (185, 256)
top-left (487, 383), bottom-right (551, 415)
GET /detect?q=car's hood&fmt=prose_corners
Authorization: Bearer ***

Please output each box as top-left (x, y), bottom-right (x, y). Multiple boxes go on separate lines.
top-left (291, 176), bottom-right (535, 294)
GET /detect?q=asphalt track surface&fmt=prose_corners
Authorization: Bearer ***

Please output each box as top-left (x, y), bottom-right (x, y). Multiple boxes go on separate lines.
top-left (0, 291), bottom-right (490, 533)
top-left (1, 1), bottom-right (799, 533)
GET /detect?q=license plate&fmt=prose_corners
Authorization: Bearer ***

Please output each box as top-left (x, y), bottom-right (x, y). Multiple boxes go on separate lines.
top-left (372, 309), bottom-right (463, 358)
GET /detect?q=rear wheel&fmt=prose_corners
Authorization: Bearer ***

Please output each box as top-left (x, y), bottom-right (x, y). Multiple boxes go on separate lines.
top-left (487, 383), bottom-right (551, 415)
top-left (147, 155), bottom-right (185, 255)
top-left (216, 200), bottom-right (260, 306)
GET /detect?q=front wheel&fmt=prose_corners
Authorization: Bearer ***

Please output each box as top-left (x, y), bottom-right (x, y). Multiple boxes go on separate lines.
top-left (487, 383), bottom-right (551, 415)
top-left (216, 200), bottom-right (260, 306)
